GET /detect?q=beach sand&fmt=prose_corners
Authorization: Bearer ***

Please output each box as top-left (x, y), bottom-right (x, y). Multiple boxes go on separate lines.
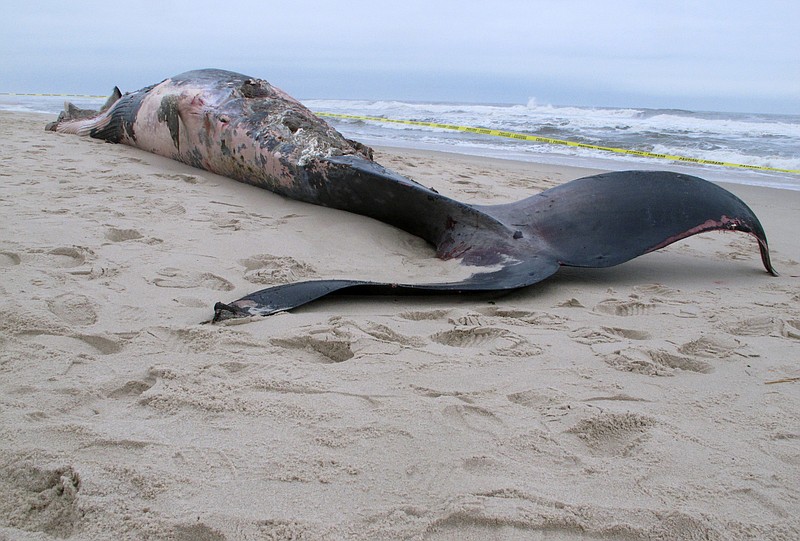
top-left (1, 110), bottom-right (799, 540)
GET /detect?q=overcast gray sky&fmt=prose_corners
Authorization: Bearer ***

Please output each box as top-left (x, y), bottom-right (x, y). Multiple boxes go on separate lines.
top-left (2, 0), bottom-right (798, 114)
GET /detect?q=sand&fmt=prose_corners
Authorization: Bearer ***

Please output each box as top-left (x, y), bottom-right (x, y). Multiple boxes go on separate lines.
top-left (1, 110), bottom-right (798, 540)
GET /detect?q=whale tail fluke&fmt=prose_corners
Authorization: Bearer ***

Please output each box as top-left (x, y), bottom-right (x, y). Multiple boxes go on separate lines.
top-left (45, 86), bottom-right (123, 132)
top-left (479, 170), bottom-right (776, 276)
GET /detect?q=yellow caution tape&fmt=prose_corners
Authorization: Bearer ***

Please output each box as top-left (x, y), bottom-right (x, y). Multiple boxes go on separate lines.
top-left (317, 112), bottom-right (800, 175)
top-left (0, 92), bottom-right (108, 99)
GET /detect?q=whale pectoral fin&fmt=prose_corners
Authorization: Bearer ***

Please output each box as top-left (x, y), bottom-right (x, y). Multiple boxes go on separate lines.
top-left (55, 101), bottom-right (99, 122)
top-left (211, 256), bottom-right (561, 322)
top-left (212, 279), bottom-right (368, 321)
top-left (210, 278), bottom-right (481, 322)
top-left (483, 171), bottom-right (776, 274)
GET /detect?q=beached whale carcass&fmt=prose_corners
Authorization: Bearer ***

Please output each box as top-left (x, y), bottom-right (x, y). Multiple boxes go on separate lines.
top-left (46, 69), bottom-right (777, 322)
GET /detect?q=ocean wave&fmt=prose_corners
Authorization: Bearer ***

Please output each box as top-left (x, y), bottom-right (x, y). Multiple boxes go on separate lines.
top-left (308, 98), bottom-right (800, 137)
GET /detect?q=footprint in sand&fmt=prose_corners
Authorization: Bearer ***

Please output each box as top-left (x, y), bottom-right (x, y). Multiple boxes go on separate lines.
top-left (74, 334), bottom-right (124, 355)
top-left (26, 246), bottom-right (92, 268)
top-left (786, 321), bottom-right (800, 340)
top-left (239, 254), bottom-right (317, 285)
top-left (209, 215), bottom-right (243, 231)
top-left (158, 203), bottom-right (187, 216)
top-left (724, 316), bottom-right (798, 338)
top-left (108, 370), bottom-right (158, 398)
top-left (353, 320), bottom-right (427, 348)
top-left (172, 296), bottom-right (208, 308)
top-left (446, 311), bottom-right (486, 327)
top-left (28, 333), bottom-right (123, 356)
top-left (0, 251), bottom-right (21, 267)
top-left (271, 330), bottom-right (355, 363)
top-left (478, 306), bottom-right (569, 329)
top-left (398, 309), bottom-right (451, 321)
top-left (46, 292), bottom-right (98, 326)
top-left (602, 347), bottom-right (713, 376)
top-left (142, 325), bottom-right (263, 355)
top-left (443, 404), bottom-right (505, 436)
top-left (8, 247), bottom-right (102, 279)
top-left (569, 326), bottom-right (651, 345)
top-left (0, 461), bottom-right (82, 537)
top-left (150, 268), bottom-right (234, 291)
top-left (632, 283), bottom-right (683, 298)
top-left (431, 326), bottom-right (507, 348)
top-left (448, 308), bottom-right (567, 329)
top-left (104, 227), bottom-right (144, 242)
top-left (151, 172), bottom-right (202, 184)
top-left (270, 317), bottom-right (424, 363)
top-left (410, 385), bottom-right (478, 404)
top-left (108, 379), bottom-right (156, 398)
top-left (567, 411), bottom-right (656, 456)
top-left (594, 298), bottom-right (660, 317)
top-left (556, 298), bottom-right (585, 308)
top-left (714, 237), bottom-right (765, 263)
top-left (507, 388), bottom-right (569, 411)
top-left (677, 335), bottom-right (747, 359)
top-left (431, 326), bottom-right (542, 357)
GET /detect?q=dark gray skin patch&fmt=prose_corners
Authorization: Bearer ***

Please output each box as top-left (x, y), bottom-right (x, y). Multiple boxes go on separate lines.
top-left (157, 95), bottom-right (181, 150)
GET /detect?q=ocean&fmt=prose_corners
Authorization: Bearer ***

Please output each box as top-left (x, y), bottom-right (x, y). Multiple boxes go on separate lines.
top-left (4, 93), bottom-right (799, 191)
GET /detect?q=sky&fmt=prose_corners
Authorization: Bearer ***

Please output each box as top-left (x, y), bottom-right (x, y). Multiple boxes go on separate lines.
top-left (1, 0), bottom-right (799, 114)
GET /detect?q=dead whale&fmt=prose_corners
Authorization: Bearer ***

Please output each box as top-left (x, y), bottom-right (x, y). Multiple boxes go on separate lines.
top-left (45, 69), bottom-right (777, 322)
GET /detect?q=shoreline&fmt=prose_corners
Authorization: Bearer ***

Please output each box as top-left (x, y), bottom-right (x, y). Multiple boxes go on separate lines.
top-left (1, 110), bottom-right (799, 539)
